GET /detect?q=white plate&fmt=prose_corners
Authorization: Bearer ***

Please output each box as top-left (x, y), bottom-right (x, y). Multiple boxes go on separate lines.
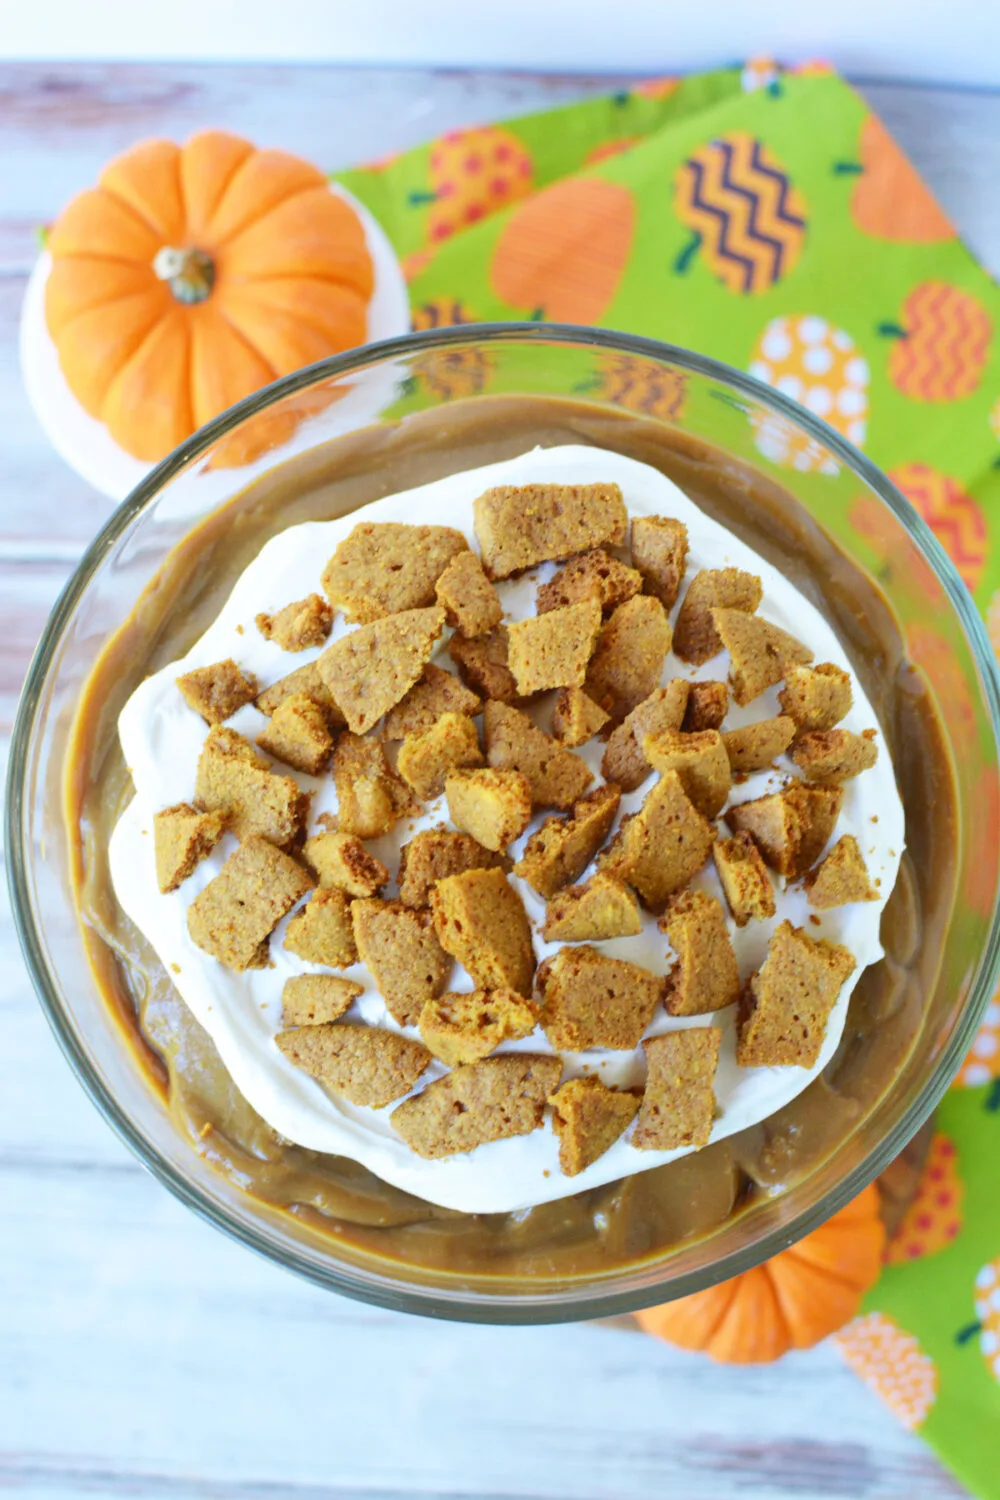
top-left (20, 181), bottom-right (411, 501)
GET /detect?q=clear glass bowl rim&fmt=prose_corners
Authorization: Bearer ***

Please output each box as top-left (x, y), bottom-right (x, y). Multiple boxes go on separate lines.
top-left (7, 321), bottom-right (1000, 1324)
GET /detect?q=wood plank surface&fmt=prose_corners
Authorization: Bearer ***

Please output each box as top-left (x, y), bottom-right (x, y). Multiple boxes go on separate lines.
top-left (1, 63), bottom-right (988, 1500)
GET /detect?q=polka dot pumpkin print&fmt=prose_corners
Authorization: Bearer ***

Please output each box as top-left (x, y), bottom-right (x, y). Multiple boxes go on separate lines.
top-left (835, 1313), bottom-right (938, 1430)
top-left (955, 990), bottom-right (1000, 1088)
top-left (885, 1133), bottom-right (963, 1263)
top-left (425, 127), bottom-right (533, 246)
top-left (749, 315), bottom-right (869, 473)
top-left (973, 1260), bottom-right (1000, 1385)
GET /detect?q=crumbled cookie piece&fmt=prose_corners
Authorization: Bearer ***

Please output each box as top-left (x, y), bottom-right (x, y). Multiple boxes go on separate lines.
top-left (276, 1023), bottom-right (430, 1108)
top-left (711, 607), bottom-right (814, 707)
top-left (791, 728), bottom-right (879, 784)
top-left (397, 826), bottom-right (506, 907)
top-left (418, 989), bottom-right (539, 1066)
top-left (397, 711), bottom-right (484, 800)
top-left (779, 662), bottom-right (853, 733)
top-left (382, 663), bottom-right (482, 742)
top-left (542, 874), bottom-right (642, 942)
top-left (434, 549), bottom-right (503, 637)
top-left (445, 767), bottom-right (532, 852)
top-left (255, 593), bottom-right (333, 652)
top-left (804, 835), bottom-right (878, 909)
top-left (784, 783), bottom-right (844, 871)
top-left (316, 606), bottom-right (446, 735)
top-left (659, 890), bottom-right (740, 1016)
top-left (255, 660), bottom-right (345, 727)
top-left (584, 596), bottom-right (672, 723)
top-left (507, 597), bottom-right (603, 696)
top-left (333, 732), bottom-right (419, 839)
top-left (549, 1078), bottom-right (640, 1176)
top-left (601, 680), bottom-right (691, 792)
top-left (351, 898), bottom-right (452, 1026)
top-left (599, 770), bottom-right (714, 910)
top-left (284, 888), bottom-right (357, 967)
top-left (712, 832), bottom-right (775, 926)
top-left (630, 516), bottom-right (689, 610)
top-left (643, 728), bottom-right (731, 819)
top-left (177, 658), bottom-right (257, 723)
top-left (552, 686), bottom-right (610, 747)
top-left (392, 1054), bottom-right (561, 1157)
top-left (723, 716), bottom-right (796, 773)
top-left (737, 920), bottom-right (856, 1068)
top-left (673, 569), bottom-right (763, 665)
top-left (514, 784), bottom-right (621, 898)
top-left (683, 680), bottom-right (729, 733)
top-left (321, 521), bottom-right (468, 624)
top-left (484, 700), bottom-right (592, 811)
top-left (473, 482), bottom-right (627, 579)
top-left (727, 783), bottom-right (842, 877)
top-left (153, 802), bottom-right (225, 893)
top-left (448, 625), bottom-right (520, 703)
top-left (187, 835), bottom-right (313, 970)
top-left (538, 945), bottom-right (663, 1051)
top-left (632, 1028), bottom-right (721, 1151)
top-left (255, 692), bottom-right (334, 776)
top-left (195, 727), bottom-right (308, 848)
top-left (431, 867), bottom-right (535, 995)
top-left (302, 830), bottom-right (388, 898)
top-left (281, 973), bottom-right (363, 1027)
top-left (537, 549), bottom-right (642, 616)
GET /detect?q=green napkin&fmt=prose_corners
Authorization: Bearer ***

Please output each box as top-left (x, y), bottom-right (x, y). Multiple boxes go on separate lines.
top-left (334, 61), bottom-right (1000, 1496)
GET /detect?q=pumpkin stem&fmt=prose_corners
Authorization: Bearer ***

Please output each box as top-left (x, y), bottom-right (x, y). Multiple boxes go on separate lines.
top-left (955, 1319), bottom-right (982, 1345)
top-left (987, 1077), bottom-right (1000, 1111)
top-left (674, 230), bottom-right (702, 275)
top-left (833, 160), bottom-right (864, 174)
top-left (877, 320), bottom-right (907, 340)
top-left (153, 246), bottom-right (215, 304)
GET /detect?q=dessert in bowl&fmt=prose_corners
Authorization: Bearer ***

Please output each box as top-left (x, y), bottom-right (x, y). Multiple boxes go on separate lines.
top-left (9, 326), bottom-right (1000, 1319)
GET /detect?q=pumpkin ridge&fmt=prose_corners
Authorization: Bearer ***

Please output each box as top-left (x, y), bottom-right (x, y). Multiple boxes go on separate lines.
top-left (689, 1277), bottom-right (743, 1347)
top-left (101, 308), bottom-right (194, 460)
top-left (207, 172), bottom-right (328, 250)
top-left (97, 179), bottom-right (181, 251)
top-left (212, 303), bottom-right (281, 383)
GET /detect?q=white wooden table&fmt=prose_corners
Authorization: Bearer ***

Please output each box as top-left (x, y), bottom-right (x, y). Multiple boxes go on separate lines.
top-left (3, 64), bottom-right (995, 1500)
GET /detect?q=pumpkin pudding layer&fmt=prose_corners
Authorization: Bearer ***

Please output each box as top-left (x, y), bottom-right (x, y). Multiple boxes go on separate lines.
top-left (99, 441), bottom-right (907, 1216)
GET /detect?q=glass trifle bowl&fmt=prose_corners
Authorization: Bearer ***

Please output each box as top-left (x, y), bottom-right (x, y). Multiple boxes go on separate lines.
top-left (8, 324), bottom-right (1000, 1322)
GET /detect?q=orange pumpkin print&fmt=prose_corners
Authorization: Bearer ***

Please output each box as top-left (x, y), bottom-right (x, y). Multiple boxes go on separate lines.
top-left (848, 492), bottom-right (944, 603)
top-left (749, 315), bottom-right (869, 473)
top-left (401, 247), bottom-right (437, 284)
top-left (842, 116), bottom-right (955, 243)
top-left (889, 462), bottom-right (986, 593)
top-left (906, 619), bottom-right (976, 735)
top-left (674, 134), bottom-right (807, 295)
top-left (633, 76), bottom-right (680, 100)
top-left (636, 1184), bottom-right (884, 1363)
top-left (490, 177), bottom-right (635, 324)
top-left (584, 137), bottom-right (642, 167)
top-left (885, 1133), bottom-right (963, 1263)
top-left (788, 59), bottom-right (835, 77)
top-left (955, 989), bottom-right (1000, 1089)
top-left (968, 765), bottom-right (1000, 922)
top-left (835, 1313), bottom-right (938, 1430)
top-left (883, 282), bottom-right (992, 402)
top-left (596, 353), bottom-right (687, 423)
top-left (421, 127), bottom-right (532, 246)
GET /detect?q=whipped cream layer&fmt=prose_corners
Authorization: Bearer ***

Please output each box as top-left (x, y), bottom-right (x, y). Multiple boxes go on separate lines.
top-left (111, 445), bottom-right (905, 1213)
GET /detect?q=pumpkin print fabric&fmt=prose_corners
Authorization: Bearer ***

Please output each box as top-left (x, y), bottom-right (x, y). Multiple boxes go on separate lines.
top-left (333, 58), bottom-right (1000, 1498)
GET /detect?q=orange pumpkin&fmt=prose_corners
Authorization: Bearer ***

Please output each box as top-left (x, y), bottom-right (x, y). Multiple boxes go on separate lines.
top-left (44, 130), bottom-right (374, 463)
top-left (489, 177), bottom-right (635, 324)
top-left (844, 116), bottom-right (955, 243)
top-left (635, 1184), bottom-right (885, 1363)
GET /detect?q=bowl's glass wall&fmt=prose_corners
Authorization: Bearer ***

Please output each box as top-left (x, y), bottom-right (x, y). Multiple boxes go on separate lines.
top-left (9, 327), bottom-right (1000, 1322)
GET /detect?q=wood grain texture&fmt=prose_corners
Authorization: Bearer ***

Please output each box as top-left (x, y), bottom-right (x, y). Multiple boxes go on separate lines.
top-left (0, 63), bottom-right (987, 1500)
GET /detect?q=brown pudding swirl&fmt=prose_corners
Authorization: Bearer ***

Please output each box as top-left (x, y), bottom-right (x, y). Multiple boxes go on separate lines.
top-left (65, 396), bottom-right (956, 1286)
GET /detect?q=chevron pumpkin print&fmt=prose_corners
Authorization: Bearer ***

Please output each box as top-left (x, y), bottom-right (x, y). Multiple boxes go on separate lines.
top-left (889, 462), bottom-right (986, 592)
top-left (884, 282), bottom-right (992, 402)
top-left (674, 133), bottom-right (807, 294)
top-left (596, 353), bottom-right (687, 422)
top-left (411, 297), bottom-right (478, 331)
